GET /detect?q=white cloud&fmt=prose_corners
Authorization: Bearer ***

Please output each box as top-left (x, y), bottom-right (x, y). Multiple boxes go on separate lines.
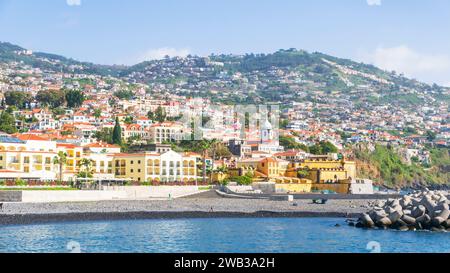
top-left (359, 45), bottom-right (450, 85)
top-left (66, 0), bottom-right (81, 6)
top-left (138, 47), bottom-right (191, 61)
top-left (367, 0), bottom-right (381, 6)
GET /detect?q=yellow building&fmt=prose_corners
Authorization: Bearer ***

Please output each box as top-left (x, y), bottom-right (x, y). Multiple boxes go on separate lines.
top-left (0, 135), bottom-right (58, 180)
top-left (0, 133), bottom-right (204, 184)
top-left (235, 155), bottom-right (358, 194)
top-left (300, 156), bottom-right (356, 183)
top-left (0, 134), bottom-right (120, 182)
top-left (257, 157), bottom-right (290, 178)
top-left (113, 150), bottom-right (199, 183)
top-left (57, 143), bottom-right (84, 175)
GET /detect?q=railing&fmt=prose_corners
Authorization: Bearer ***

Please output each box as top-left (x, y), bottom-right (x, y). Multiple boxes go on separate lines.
top-left (0, 180), bottom-right (71, 187)
top-left (128, 181), bottom-right (212, 186)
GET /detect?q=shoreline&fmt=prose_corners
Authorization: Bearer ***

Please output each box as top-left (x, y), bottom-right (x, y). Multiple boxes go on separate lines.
top-left (0, 197), bottom-right (372, 226)
top-left (0, 210), bottom-right (361, 226)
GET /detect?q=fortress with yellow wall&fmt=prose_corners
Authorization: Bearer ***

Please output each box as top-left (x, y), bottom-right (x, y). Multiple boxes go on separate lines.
top-left (232, 155), bottom-right (361, 194)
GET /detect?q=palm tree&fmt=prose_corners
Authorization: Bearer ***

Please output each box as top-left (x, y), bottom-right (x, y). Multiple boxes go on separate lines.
top-left (53, 151), bottom-right (67, 183)
top-left (78, 158), bottom-right (94, 178)
top-left (208, 139), bottom-right (220, 184)
top-left (197, 139), bottom-right (212, 185)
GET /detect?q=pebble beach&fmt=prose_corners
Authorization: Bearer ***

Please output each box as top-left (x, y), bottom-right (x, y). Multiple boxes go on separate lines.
top-left (0, 193), bottom-right (376, 225)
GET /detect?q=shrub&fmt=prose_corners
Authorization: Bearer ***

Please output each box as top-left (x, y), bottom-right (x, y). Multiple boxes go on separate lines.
top-left (15, 179), bottom-right (27, 187)
top-left (233, 175), bottom-right (253, 186)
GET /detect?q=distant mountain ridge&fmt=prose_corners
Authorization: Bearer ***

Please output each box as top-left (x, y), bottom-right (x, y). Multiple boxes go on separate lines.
top-left (1, 41), bottom-right (448, 107)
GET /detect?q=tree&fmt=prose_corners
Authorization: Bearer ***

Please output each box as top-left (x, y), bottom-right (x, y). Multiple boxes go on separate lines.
top-left (124, 116), bottom-right (134, 124)
top-left (0, 111), bottom-right (18, 134)
top-left (77, 158), bottom-right (94, 179)
top-left (208, 139), bottom-right (220, 184)
top-left (197, 140), bottom-right (212, 185)
top-left (65, 90), bottom-right (85, 108)
top-left (113, 90), bottom-right (134, 100)
top-left (36, 90), bottom-right (66, 108)
top-left (214, 142), bottom-right (233, 159)
top-left (93, 108), bottom-right (102, 119)
top-left (4, 91), bottom-right (32, 109)
top-left (320, 141), bottom-right (338, 154)
top-left (279, 136), bottom-right (309, 151)
top-left (232, 172), bottom-right (253, 185)
top-left (147, 110), bottom-right (155, 120)
top-left (112, 117), bottom-right (123, 145)
top-left (297, 169), bottom-right (309, 179)
top-left (309, 141), bottom-right (338, 155)
top-left (426, 130), bottom-right (437, 142)
top-left (280, 119), bottom-right (289, 129)
top-left (52, 107), bottom-right (65, 116)
top-left (94, 128), bottom-right (113, 144)
top-left (53, 152), bottom-right (68, 182)
top-left (154, 106), bottom-right (167, 123)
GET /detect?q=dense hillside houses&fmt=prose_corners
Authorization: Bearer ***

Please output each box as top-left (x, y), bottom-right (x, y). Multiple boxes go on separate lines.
top-left (0, 42), bottom-right (448, 188)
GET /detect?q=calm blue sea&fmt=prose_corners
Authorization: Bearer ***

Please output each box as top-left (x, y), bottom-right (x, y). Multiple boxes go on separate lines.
top-left (0, 218), bottom-right (449, 253)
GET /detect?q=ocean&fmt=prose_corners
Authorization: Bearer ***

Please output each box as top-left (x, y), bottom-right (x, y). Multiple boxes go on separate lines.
top-left (0, 217), bottom-right (449, 253)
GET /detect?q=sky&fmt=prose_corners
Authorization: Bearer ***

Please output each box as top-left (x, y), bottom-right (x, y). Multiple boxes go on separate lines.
top-left (1, 0), bottom-right (450, 86)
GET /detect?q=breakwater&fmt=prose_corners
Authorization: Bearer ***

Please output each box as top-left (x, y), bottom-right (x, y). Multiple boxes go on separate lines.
top-left (354, 190), bottom-right (450, 232)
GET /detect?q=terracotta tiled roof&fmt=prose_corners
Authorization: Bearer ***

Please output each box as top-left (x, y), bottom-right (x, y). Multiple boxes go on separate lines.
top-left (15, 134), bottom-right (50, 141)
top-left (86, 143), bottom-right (120, 149)
top-left (56, 143), bottom-right (78, 149)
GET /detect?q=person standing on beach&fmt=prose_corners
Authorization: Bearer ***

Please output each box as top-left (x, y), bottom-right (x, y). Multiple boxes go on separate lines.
top-left (0, 203), bottom-right (3, 211)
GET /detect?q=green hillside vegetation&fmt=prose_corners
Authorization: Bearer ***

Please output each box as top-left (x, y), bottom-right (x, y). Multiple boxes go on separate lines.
top-left (355, 145), bottom-right (449, 187)
top-left (0, 42), bottom-right (124, 76)
top-left (279, 136), bottom-right (338, 155)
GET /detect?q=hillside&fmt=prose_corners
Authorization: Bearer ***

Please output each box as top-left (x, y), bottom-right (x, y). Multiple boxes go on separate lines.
top-left (354, 145), bottom-right (450, 188)
top-left (1, 41), bottom-right (449, 108)
top-left (0, 42), bottom-right (124, 76)
top-left (123, 49), bottom-right (449, 107)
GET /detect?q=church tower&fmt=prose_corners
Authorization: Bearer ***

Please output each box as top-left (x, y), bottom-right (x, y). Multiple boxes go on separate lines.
top-left (261, 119), bottom-right (274, 143)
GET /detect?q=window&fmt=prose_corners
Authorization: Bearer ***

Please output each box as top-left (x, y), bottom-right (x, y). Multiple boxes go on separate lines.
top-left (138, 160), bottom-right (141, 164)
top-left (138, 169), bottom-right (141, 173)
top-left (131, 169), bottom-right (134, 173)
top-left (131, 160), bottom-right (134, 164)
